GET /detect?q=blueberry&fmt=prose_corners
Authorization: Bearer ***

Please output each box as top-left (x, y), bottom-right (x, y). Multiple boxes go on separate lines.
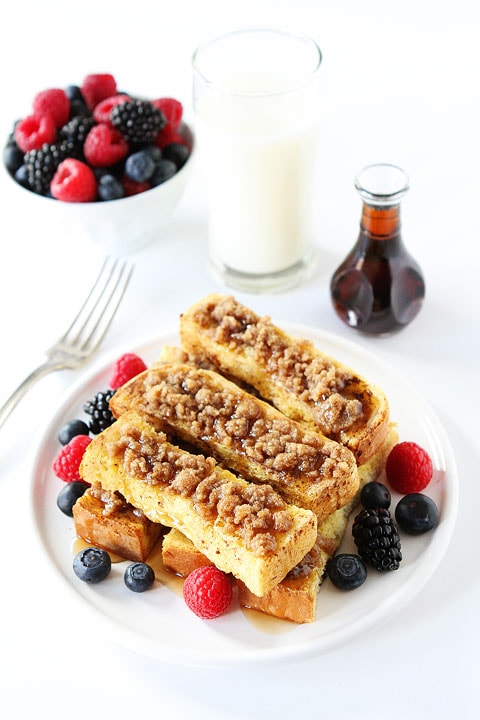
top-left (3, 142), bottom-right (24, 174)
top-left (14, 164), bottom-right (30, 188)
top-left (327, 553), bottom-right (367, 590)
top-left (395, 493), bottom-right (439, 535)
top-left (58, 418), bottom-right (90, 445)
top-left (125, 150), bottom-right (155, 183)
top-left (65, 85), bottom-right (84, 102)
top-left (162, 142), bottom-right (190, 169)
top-left (73, 547), bottom-right (111, 583)
top-left (57, 481), bottom-right (89, 516)
top-left (142, 145), bottom-right (163, 163)
top-left (151, 159), bottom-right (177, 186)
top-left (360, 481), bottom-right (391, 509)
top-left (124, 562), bottom-right (155, 592)
top-left (98, 174), bottom-right (125, 201)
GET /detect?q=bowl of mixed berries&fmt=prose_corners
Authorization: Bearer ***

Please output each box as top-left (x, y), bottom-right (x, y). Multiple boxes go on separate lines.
top-left (3, 73), bottom-right (194, 254)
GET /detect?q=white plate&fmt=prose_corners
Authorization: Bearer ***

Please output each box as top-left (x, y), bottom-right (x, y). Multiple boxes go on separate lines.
top-left (30, 324), bottom-right (458, 667)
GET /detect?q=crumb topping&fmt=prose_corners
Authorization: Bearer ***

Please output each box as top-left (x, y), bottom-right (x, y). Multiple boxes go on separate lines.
top-left (138, 365), bottom-right (345, 483)
top-left (192, 295), bottom-right (366, 435)
top-left (106, 425), bottom-right (294, 557)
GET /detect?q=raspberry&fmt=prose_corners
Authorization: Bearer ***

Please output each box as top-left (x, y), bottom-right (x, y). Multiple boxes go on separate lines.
top-left (109, 353), bottom-right (147, 389)
top-left (14, 114), bottom-right (57, 153)
top-left (385, 441), bottom-right (433, 494)
top-left (33, 88), bottom-right (70, 128)
top-left (83, 123), bottom-right (129, 167)
top-left (53, 434), bottom-right (92, 482)
top-left (183, 566), bottom-right (233, 619)
top-left (121, 175), bottom-right (151, 196)
top-left (93, 94), bottom-right (131, 125)
top-left (155, 126), bottom-right (186, 150)
top-left (151, 98), bottom-right (183, 130)
top-left (81, 73), bottom-right (117, 111)
top-left (51, 158), bottom-right (98, 202)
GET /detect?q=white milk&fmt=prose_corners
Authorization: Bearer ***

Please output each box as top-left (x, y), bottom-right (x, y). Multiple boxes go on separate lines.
top-left (197, 108), bottom-right (319, 275)
top-left (193, 31), bottom-right (322, 284)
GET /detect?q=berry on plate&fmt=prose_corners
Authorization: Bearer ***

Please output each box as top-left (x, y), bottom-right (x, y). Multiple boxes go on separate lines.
top-left (51, 158), bottom-right (98, 202)
top-left (73, 547), bottom-right (111, 583)
top-left (52, 434), bottom-right (92, 482)
top-left (58, 418), bottom-right (90, 445)
top-left (386, 441), bottom-right (433, 494)
top-left (352, 507), bottom-right (402, 572)
top-left (395, 493), bottom-right (439, 535)
top-left (110, 353), bottom-right (147, 389)
top-left (327, 553), bottom-right (367, 590)
top-left (183, 566), bottom-right (233, 619)
top-left (124, 562), bottom-right (155, 592)
top-left (57, 480), bottom-right (89, 517)
top-left (83, 389), bottom-right (116, 434)
top-left (360, 481), bottom-right (391, 510)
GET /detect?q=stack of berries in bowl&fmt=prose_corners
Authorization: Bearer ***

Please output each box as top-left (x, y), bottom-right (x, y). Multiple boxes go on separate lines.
top-left (3, 73), bottom-right (194, 253)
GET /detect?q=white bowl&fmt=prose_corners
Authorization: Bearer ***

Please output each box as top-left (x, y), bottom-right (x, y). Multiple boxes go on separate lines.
top-left (7, 123), bottom-right (195, 255)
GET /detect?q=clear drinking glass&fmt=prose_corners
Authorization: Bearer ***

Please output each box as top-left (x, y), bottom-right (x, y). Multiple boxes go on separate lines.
top-left (192, 28), bottom-right (323, 292)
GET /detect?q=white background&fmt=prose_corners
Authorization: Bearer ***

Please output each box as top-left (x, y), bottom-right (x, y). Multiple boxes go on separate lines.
top-left (0, 1), bottom-right (479, 718)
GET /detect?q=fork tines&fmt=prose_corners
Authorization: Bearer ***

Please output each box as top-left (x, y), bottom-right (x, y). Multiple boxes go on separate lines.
top-left (61, 256), bottom-right (134, 354)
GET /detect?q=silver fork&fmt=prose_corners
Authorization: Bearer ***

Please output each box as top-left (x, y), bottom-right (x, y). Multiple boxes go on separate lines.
top-left (0, 256), bottom-right (133, 431)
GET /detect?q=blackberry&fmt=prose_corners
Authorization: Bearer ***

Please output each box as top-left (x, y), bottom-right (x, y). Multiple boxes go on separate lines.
top-left (59, 116), bottom-right (95, 156)
top-left (83, 389), bottom-right (116, 434)
top-left (352, 507), bottom-right (402, 572)
top-left (24, 141), bottom-right (73, 195)
top-left (111, 99), bottom-right (165, 147)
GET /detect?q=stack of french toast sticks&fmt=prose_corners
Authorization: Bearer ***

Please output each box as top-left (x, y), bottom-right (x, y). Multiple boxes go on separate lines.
top-left (77, 294), bottom-right (397, 623)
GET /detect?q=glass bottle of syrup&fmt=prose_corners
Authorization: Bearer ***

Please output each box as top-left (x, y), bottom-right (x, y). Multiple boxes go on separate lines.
top-left (330, 164), bottom-right (425, 335)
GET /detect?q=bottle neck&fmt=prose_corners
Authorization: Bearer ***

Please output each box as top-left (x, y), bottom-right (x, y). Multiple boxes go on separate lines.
top-left (360, 202), bottom-right (401, 239)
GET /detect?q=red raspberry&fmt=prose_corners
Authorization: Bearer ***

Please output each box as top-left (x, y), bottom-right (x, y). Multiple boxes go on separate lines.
top-left (109, 353), bottom-right (147, 389)
top-left (386, 441), bottom-right (433, 494)
top-left (83, 123), bottom-right (129, 167)
top-left (53, 434), bottom-right (92, 482)
top-left (93, 94), bottom-right (131, 125)
top-left (151, 97), bottom-right (183, 130)
top-left (183, 566), bottom-right (233, 619)
top-left (33, 88), bottom-right (70, 128)
top-left (155, 126), bottom-right (186, 150)
top-left (51, 158), bottom-right (98, 202)
top-left (14, 114), bottom-right (57, 152)
top-left (81, 73), bottom-right (117, 110)
top-left (122, 175), bottom-right (151, 196)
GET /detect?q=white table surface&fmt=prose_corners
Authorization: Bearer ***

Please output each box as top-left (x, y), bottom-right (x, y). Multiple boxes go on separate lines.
top-left (1, 1), bottom-right (478, 717)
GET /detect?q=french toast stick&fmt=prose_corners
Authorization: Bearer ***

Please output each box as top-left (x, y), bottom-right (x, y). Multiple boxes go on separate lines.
top-left (109, 363), bottom-right (359, 521)
top-left (73, 484), bottom-right (164, 562)
top-left (179, 294), bottom-right (390, 464)
top-left (162, 426), bottom-right (398, 623)
top-left (79, 411), bottom-right (317, 597)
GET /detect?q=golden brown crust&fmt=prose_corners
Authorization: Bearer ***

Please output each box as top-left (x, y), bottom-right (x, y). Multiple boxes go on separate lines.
top-left (72, 485), bottom-right (164, 562)
top-left (110, 363), bottom-right (359, 521)
top-left (79, 411), bottom-right (317, 597)
top-left (160, 426), bottom-right (398, 623)
top-left (179, 293), bottom-right (390, 464)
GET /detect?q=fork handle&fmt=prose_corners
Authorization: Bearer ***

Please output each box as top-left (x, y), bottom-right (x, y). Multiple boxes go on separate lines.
top-left (0, 360), bottom-right (64, 431)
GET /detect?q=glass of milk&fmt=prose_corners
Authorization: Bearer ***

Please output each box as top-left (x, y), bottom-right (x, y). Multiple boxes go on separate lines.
top-left (192, 28), bottom-right (323, 292)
